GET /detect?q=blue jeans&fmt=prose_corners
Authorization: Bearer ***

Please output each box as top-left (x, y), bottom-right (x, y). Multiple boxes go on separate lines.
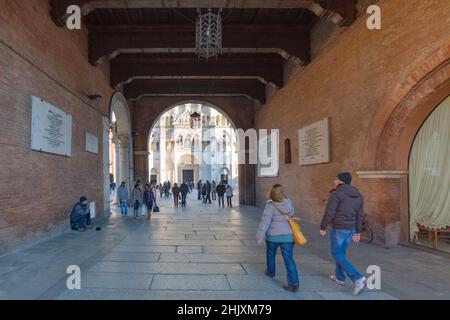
top-left (120, 200), bottom-right (128, 216)
top-left (266, 241), bottom-right (299, 286)
top-left (71, 214), bottom-right (86, 230)
top-left (329, 229), bottom-right (364, 283)
top-left (181, 193), bottom-right (187, 206)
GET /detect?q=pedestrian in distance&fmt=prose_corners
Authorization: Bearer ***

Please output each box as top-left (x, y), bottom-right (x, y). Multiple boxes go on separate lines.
top-left (172, 183), bottom-right (181, 207)
top-left (225, 183), bottom-right (233, 208)
top-left (197, 180), bottom-right (203, 200)
top-left (211, 180), bottom-right (217, 201)
top-left (132, 183), bottom-right (143, 219)
top-left (180, 182), bottom-right (189, 207)
top-left (205, 180), bottom-right (212, 204)
top-left (143, 184), bottom-right (156, 220)
top-left (117, 181), bottom-right (129, 216)
top-left (216, 182), bottom-right (226, 208)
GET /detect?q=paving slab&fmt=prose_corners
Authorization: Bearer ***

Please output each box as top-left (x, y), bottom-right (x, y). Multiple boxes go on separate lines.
top-left (151, 275), bottom-right (230, 290)
top-left (111, 245), bottom-right (176, 253)
top-left (89, 262), bottom-right (247, 275)
top-left (82, 272), bottom-right (153, 290)
top-left (102, 252), bottom-right (161, 263)
top-left (176, 246), bottom-right (202, 254)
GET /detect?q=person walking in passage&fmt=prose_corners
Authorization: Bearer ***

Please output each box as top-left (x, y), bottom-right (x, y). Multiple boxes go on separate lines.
top-left (211, 180), bottom-right (217, 201)
top-left (143, 184), bottom-right (156, 220)
top-left (256, 184), bottom-right (299, 292)
top-left (172, 183), bottom-right (181, 207)
top-left (117, 181), bottom-right (129, 216)
top-left (180, 182), bottom-right (189, 207)
top-left (131, 183), bottom-right (143, 219)
top-left (216, 182), bottom-right (226, 208)
top-left (158, 183), bottom-right (164, 198)
top-left (197, 180), bottom-right (203, 200)
top-left (205, 180), bottom-right (212, 204)
top-left (320, 172), bottom-right (367, 295)
top-left (225, 183), bottom-right (233, 208)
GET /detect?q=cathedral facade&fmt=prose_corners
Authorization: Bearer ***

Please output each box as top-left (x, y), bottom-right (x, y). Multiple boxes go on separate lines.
top-left (149, 104), bottom-right (239, 188)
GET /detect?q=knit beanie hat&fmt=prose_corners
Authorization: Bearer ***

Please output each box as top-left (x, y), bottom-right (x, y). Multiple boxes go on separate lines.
top-left (337, 172), bottom-right (352, 184)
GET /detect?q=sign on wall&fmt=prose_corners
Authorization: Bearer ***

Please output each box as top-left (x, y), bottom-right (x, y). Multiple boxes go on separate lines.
top-left (257, 130), bottom-right (279, 177)
top-left (298, 118), bottom-right (330, 166)
top-left (31, 96), bottom-right (72, 156)
top-left (85, 131), bottom-right (99, 154)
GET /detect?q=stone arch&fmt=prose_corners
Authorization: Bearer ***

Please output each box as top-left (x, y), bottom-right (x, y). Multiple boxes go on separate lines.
top-left (133, 96), bottom-right (255, 205)
top-left (146, 99), bottom-right (239, 142)
top-left (108, 92), bottom-right (133, 196)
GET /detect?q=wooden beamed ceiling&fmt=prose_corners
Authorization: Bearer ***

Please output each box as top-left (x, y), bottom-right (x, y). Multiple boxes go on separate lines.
top-left (49, 0), bottom-right (357, 103)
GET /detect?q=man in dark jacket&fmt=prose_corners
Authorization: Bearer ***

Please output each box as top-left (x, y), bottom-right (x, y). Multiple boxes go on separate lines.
top-left (70, 196), bottom-right (92, 232)
top-left (205, 180), bottom-right (212, 204)
top-left (216, 182), bottom-right (226, 208)
top-left (320, 172), bottom-right (367, 296)
top-left (197, 180), bottom-right (202, 200)
top-left (180, 182), bottom-right (189, 207)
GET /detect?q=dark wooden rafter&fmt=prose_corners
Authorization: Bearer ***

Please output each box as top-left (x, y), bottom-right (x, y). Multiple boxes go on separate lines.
top-left (313, 0), bottom-right (357, 26)
top-left (111, 54), bottom-right (284, 88)
top-left (50, 0), bottom-right (357, 26)
top-left (124, 79), bottom-right (266, 104)
top-left (88, 24), bottom-right (310, 65)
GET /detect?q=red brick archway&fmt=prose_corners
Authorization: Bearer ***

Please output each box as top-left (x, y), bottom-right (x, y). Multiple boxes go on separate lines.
top-left (360, 44), bottom-right (450, 244)
top-left (131, 96), bottom-right (257, 205)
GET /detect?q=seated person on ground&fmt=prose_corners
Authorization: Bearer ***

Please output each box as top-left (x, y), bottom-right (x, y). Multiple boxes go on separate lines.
top-left (70, 196), bottom-right (92, 231)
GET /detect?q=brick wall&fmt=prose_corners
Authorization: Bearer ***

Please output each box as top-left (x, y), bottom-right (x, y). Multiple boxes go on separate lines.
top-left (0, 0), bottom-right (114, 255)
top-left (255, 0), bottom-right (450, 243)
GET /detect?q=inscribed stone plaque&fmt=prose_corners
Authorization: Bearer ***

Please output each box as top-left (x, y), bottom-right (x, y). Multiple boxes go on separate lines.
top-left (298, 118), bottom-right (330, 165)
top-left (85, 131), bottom-right (99, 154)
top-left (31, 96), bottom-right (72, 156)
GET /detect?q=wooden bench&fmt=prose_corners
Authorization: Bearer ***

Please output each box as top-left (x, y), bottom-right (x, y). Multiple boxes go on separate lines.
top-left (416, 224), bottom-right (450, 249)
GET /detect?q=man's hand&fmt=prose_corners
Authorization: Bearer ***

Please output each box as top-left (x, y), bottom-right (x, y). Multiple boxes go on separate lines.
top-left (320, 229), bottom-right (327, 236)
top-left (353, 233), bottom-right (361, 242)
top-left (256, 238), bottom-right (264, 246)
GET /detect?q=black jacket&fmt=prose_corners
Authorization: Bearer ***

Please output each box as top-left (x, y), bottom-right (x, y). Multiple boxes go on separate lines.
top-left (216, 184), bottom-right (226, 196)
top-left (180, 183), bottom-right (189, 194)
top-left (320, 184), bottom-right (365, 232)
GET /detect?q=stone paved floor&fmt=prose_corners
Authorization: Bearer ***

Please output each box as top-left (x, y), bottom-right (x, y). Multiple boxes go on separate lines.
top-left (0, 194), bottom-right (449, 300)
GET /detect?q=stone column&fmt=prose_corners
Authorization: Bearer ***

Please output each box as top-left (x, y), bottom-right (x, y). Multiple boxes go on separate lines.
top-left (118, 134), bottom-right (130, 188)
top-left (112, 137), bottom-right (121, 185)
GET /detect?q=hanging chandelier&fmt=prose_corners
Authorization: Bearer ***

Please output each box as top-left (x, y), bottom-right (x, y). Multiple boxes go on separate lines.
top-left (196, 8), bottom-right (223, 61)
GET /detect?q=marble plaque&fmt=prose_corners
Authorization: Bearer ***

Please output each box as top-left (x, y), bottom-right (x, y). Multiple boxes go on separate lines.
top-left (31, 96), bottom-right (72, 156)
top-left (85, 131), bottom-right (98, 154)
top-left (298, 118), bottom-right (330, 165)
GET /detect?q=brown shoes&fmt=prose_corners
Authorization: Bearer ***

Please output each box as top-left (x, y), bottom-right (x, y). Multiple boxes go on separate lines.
top-left (282, 284), bottom-right (299, 292)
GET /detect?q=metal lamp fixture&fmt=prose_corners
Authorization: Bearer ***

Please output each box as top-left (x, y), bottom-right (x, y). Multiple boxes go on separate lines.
top-left (196, 8), bottom-right (223, 61)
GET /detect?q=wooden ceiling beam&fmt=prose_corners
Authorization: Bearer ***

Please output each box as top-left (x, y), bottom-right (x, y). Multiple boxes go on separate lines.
top-left (111, 54), bottom-right (284, 88)
top-left (88, 24), bottom-right (310, 65)
top-left (124, 79), bottom-right (267, 104)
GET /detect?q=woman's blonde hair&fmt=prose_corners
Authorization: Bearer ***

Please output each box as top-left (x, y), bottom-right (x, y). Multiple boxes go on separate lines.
top-left (268, 184), bottom-right (286, 202)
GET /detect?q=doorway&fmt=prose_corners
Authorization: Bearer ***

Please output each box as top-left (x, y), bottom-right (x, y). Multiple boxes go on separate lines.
top-left (182, 170), bottom-right (194, 183)
top-left (409, 95), bottom-right (450, 253)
